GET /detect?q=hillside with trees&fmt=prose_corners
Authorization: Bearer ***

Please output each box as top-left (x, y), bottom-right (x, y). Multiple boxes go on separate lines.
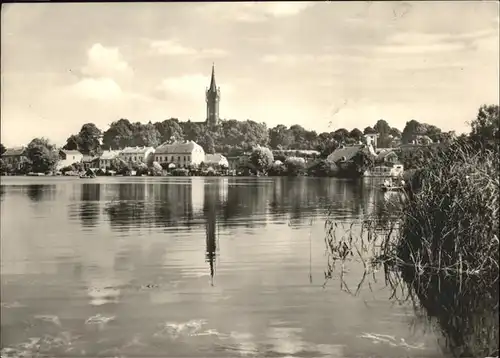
top-left (59, 117), bottom-right (456, 159)
top-left (1, 104), bottom-right (497, 176)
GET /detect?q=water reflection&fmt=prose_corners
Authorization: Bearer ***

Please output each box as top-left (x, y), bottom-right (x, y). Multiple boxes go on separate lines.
top-left (80, 184), bottom-right (101, 228)
top-left (98, 178), bottom-right (381, 234)
top-left (0, 177), bottom-right (442, 358)
top-left (26, 184), bottom-right (55, 202)
top-left (204, 184), bottom-right (218, 286)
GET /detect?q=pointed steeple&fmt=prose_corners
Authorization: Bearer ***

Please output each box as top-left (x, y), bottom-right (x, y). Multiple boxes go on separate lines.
top-left (208, 63), bottom-right (217, 92)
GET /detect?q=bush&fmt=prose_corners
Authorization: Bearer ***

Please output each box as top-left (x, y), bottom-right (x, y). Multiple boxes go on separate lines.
top-left (172, 168), bottom-right (189, 176)
top-left (0, 159), bottom-right (12, 175)
top-left (135, 162), bottom-right (148, 176)
top-left (150, 161), bottom-right (163, 176)
top-left (268, 162), bottom-right (286, 176)
top-left (284, 156), bottom-right (306, 176)
top-left (250, 146), bottom-right (274, 175)
top-left (60, 165), bottom-right (73, 174)
top-left (307, 159), bottom-right (338, 177)
top-left (71, 162), bottom-right (84, 172)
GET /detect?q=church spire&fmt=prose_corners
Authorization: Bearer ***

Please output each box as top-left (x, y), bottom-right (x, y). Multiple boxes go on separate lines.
top-left (209, 63), bottom-right (217, 92)
top-left (206, 63), bottom-right (220, 127)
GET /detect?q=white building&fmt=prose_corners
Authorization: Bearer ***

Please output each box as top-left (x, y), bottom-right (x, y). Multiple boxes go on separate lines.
top-left (363, 133), bottom-right (379, 149)
top-left (154, 140), bottom-right (205, 168)
top-left (119, 146), bottom-right (155, 163)
top-left (99, 150), bottom-right (121, 169)
top-left (57, 150), bottom-right (83, 170)
top-left (204, 153), bottom-right (229, 168)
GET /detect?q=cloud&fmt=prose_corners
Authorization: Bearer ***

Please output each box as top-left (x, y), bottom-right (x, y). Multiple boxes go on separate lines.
top-left (198, 2), bottom-right (313, 22)
top-left (82, 43), bottom-right (133, 79)
top-left (376, 28), bottom-right (499, 55)
top-left (150, 39), bottom-right (228, 58)
top-left (70, 78), bottom-right (124, 100)
top-left (156, 74), bottom-right (233, 99)
top-left (259, 2), bottom-right (312, 17)
top-left (261, 54), bottom-right (334, 65)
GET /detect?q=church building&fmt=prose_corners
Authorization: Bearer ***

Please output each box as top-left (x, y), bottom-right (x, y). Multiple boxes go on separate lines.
top-left (205, 64), bottom-right (220, 128)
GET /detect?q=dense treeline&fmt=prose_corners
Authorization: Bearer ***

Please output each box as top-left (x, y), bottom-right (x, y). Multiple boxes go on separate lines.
top-left (59, 117), bottom-right (455, 158)
top-left (0, 104), bottom-right (497, 176)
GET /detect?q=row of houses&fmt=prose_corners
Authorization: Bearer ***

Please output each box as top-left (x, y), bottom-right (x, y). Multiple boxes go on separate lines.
top-left (2, 140), bottom-right (230, 173)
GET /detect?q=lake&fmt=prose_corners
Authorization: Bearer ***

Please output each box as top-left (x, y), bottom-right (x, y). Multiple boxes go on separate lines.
top-left (0, 176), bottom-right (443, 357)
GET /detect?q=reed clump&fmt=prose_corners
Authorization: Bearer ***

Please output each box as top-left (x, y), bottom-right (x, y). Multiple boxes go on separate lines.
top-left (397, 139), bottom-right (499, 357)
top-left (324, 139), bottom-right (499, 357)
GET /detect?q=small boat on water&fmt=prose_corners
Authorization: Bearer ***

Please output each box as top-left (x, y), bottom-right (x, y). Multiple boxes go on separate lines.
top-left (80, 169), bottom-right (96, 179)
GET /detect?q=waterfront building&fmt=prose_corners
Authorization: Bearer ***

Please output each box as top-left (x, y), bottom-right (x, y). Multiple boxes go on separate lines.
top-left (154, 140), bottom-right (205, 168)
top-left (99, 150), bottom-right (121, 169)
top-left (204, 153), bottom-right (229, 168)
top-left (2, 147), bottom-right (27, 170)
top-left (57, 150), bottom-right (83, 170)
top-left (119, 147), bottom-right (155, 163)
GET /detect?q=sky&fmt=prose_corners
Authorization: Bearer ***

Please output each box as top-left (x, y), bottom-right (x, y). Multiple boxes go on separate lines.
top-left (1, 1), bottom-right (499, 147)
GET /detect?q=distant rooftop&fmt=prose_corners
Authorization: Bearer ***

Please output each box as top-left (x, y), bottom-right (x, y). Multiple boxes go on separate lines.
top-left (155, 140), bottom-right (203, 154)
top-left (3, 147), bottom-right (25, 156)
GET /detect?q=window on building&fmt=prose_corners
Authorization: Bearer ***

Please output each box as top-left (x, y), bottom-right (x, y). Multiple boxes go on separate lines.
top-left (178, 156), bottom-right (181, 162)
top-left (188, 156), bottom-right (191, 161)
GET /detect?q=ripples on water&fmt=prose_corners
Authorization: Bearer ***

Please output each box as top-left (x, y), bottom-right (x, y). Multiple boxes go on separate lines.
top-left (0, 176), bottom-right (442, 357)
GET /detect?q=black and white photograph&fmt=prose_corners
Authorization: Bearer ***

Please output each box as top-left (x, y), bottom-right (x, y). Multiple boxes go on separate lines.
top-left (1, 1), bottom-right (499, 357)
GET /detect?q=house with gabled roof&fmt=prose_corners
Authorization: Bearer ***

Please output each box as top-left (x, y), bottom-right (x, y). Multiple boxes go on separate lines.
top-left (204, 153), bottom-right (229, 168)
top-left (99, 150), bottom-right (121, 169)
top-left (119, 146), bottom-right (155, 163)
top-left (2, 147), bottom-right (27, 170)
top-left (57, 149), bottom-right (83, 170)
top-left (154, 140), bottom-right (205, 168)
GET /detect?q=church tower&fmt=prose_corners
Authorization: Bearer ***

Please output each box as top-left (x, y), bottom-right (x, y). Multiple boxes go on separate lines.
top-left (205, 64), bottom-right (220, 127)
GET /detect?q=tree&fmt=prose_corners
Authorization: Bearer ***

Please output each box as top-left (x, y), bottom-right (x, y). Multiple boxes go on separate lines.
top-left (402, 120), bottom-right (423, 144)
top-left (0, 143), bottom-right (6, 156)
top-left (155, 118), bottom-right (184, 144)
top-left (364, 126), bottom-right (377, 135)
top-left (269, 124), bottom-right (294, 149)
top-left (133, 122), bottom-right (161, 148)
top-left (250, 146), bottom-right (274, 174)
top-left (425, 125), bottom-right (442, 143)
top-left (470, 104), bottom-right (499, 148)
top-left (199, 133), bottom-right (216, 154)
top-left (102, 118), bottom-right (134, 149)
top-left (289, 124), bottom-right (316, 150)
top-left (24, 137), bottom-right (59, 173)
top-left (63, 135), bottom-right (80, 151)
top-left (333, 128), bottom-right (349, 142)
top-left (181, 120), bottom-right (204, 142)
top-left (78, 123), bottom-right (102, 155)
top-left (389, 127), bottom-right (402, 138)
top-left (374, 119), bottom-right (392, 147)
top-left (349, 128), bottom-right (363, 141)
top-left (316, 132), bottom-right (338, 158)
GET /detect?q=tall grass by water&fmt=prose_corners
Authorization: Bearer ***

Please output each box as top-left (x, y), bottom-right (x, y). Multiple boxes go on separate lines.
top-left (324, 139), bottom-right (499, 357)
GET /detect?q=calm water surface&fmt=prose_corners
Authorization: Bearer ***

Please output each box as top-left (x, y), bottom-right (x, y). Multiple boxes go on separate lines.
top-left (1, 176), bottom-right (443, 357)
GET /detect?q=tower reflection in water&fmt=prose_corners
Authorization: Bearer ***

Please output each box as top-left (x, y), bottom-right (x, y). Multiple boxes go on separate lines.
top-left (204, 183), bottom-right (218, 286)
